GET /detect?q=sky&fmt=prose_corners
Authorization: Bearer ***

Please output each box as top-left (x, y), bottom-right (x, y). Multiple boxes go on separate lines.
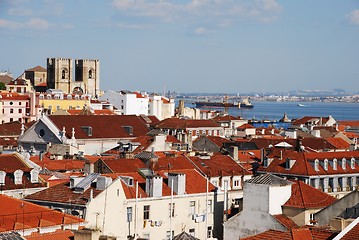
top-left (1, 0), bottom-right (359, 94)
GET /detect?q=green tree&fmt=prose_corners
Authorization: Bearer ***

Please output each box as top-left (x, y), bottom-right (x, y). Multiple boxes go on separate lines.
top-left (0, 82), bottom-right (6, 90)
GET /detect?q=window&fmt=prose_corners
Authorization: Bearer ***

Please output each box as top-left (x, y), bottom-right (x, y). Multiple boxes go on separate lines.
top-left (189, 201), bottom-right (195, 215)
top-left (351, 158), bottom-right (356, 169)
top-left (10, 118), bottom-right (13, 122)
top-left (143, 205), bottom-right (150, 220)
top-left (314, 159), bottom-right (319, 171)
top-left (333, 159), bottom-right (337, 170)
top-left (166, 231), bottom-right (174, 240)
top-left (18, 109), bottom-right (22, 113)
top-left (207, 226), bottom-right (213, 238)
top-left (324, 159), bottom-right (328, 171)
top-left (19, 102), bottom-right (21, 105)
top-left (309, 213), bottom-right (315, 224)
top-left (39, 129), bottom-right (45, 137)
top-left (207, 200), bottom-right (212, 213)
top-left (89, 70), bottom-right (93, 78)
top-left (342, 158), bottom-right (347, 170)
top-left (189, 228), bottom-right (195, 237)
top-left (10, 101), bottom-right (13, 105)
top-left (10, 109), bottom-right (13, 113)
top-left (127, 207), bottom-right (132, 222)
top-left (62, 69), bottom-right (66, 79)
top-left (234, 179), bottom-right (240, 187)
top-left (169, 203), bottom-right (175, 217)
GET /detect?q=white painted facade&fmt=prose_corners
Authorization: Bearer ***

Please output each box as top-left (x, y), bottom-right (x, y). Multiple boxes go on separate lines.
top-left (148, 95), bottom-right (175, 120)
top-left (84, 176), bottom-right (217, 240)
top-left (223, 175), bottom-right (292, 240)
top-left (100, 90), bottom-right (148, 115)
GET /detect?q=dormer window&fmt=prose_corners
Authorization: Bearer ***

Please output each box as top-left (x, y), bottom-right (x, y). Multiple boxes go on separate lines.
top-left (324, 159), bottom-right (328, 171)
top-left (351, 158), bottom-right (356, 169)
top-left (333, 158), bottom-right (337, 170)
top-left (30, 169), bottom-right (39, 183)
top-left (0, 171), bottom-right (6, 185)
top-left (14, 169), bottom-right (23, 185)
top-left (342, 158), bottom-right (347, 170)
top-left (314, 159), bottom-right (319, 171)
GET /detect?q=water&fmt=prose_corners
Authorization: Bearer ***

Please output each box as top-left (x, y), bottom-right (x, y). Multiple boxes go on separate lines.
top-left (179, 100), bottom-right (359, 121)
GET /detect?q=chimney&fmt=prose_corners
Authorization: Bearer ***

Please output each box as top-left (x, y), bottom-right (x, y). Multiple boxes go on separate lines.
top-left (231, 146), bottom-right (239, 161)
top-left (168, 173), bottom-right (186, 195)
top-left (146, 175), bottom-right (163, 197)
top-left (96, 176), bottom-right (113, 190)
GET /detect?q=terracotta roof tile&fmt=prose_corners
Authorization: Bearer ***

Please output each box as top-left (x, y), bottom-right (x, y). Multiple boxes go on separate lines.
top-left (25, 181), bottom-right (103, 205)
top-left (25, 65), bottom-right (46, 72)
top-left (284, 180), bottom-right (337, 209)
top-left (273, 214), bottom-right (298, 230)
top-left (154, 118), bottom-right (220, 130)
top-left (340, 219), bottom-right (359, 240)
top-left (26, 229), bottom-right (74, 240)
top-left (49, 115), bottom-right (150, 139)
top-left (0, 195), bottom-right (83, 233)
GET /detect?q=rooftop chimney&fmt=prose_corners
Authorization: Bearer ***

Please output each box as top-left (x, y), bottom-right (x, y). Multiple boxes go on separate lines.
top-left (168, 173), bottom-right (186, 195)
top-left (146, 175), bottom-right (163, 197)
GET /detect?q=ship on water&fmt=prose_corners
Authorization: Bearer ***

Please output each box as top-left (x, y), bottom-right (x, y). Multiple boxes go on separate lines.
top-left (194, 98), bottom-right (254, 109)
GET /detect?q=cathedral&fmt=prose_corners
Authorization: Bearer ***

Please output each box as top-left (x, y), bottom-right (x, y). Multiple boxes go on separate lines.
top-left (47, 58), bottom-right (100, 97)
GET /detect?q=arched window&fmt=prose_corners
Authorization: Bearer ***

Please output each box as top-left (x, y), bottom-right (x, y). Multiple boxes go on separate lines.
top-left (89, 70), bottom-right (93, 79)
top-left (62, 69), bottom-right (66, 79)
top-left (324, 159), bottom-right (328, 171)
top-left (351, 158), bottom-right (356, 169)
top-left (333, 158), bottom-right (337, 170)
top-left (14, 169), bottom-right (23, 185)
top-left (342, 158), bottom-right (347, 170)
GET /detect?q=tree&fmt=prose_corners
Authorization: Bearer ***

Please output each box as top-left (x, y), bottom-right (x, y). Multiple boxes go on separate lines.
top-left (0, 82), bottom-right (6, 90)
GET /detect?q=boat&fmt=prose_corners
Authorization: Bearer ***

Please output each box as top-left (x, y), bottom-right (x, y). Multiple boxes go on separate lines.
top-left (194, 98), bottom-right (254, 109)
top-left (297, 103), bottom-right (305, 107)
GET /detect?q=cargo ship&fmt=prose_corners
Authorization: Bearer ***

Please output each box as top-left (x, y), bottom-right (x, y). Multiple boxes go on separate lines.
top-left (194, 98), bottom-right (254, 109)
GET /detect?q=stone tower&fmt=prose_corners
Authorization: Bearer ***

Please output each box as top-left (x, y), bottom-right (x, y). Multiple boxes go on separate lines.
top-left (46, 58), bottom-right (100, 96)
top-left (75, 59), bottom-right (100, 97)
top-left (47, 58), bottom-right (73, 94)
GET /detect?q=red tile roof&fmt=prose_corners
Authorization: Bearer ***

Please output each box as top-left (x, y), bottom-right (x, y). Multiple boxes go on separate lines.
top-left (338, 120), bottom-right (359, 128)
top-left (25, 180), bottom-right (103, 205)
top-left (188, 155), bottom-right (251, 177)
top-left (26, 65), bottom-right (46, 72)
top-left (26, 229), bottom-right (74, 240)
top-left (241, 228), bottom-right (337, 240)
top-left (259, 150), bottom-right (359, 177)
top-left (49, 115), bottom-right (150, 139)
top-left (284, 180), bottom-right (337, 209)
top-left (238, 123), bottom-right (255, 129)
top-left (154, 118), bottom-right (220, 130)
top-left (292, 116), bottom-right (330, 126)
top-left (0, 195), bottom-right (83, 233)
top-left (213, 115), bottom-right (242, 122)
top-left (339, 219), bottom-right (359, 240)
top-left (0, 92), bottom-right (30, 100)
top-left (325, 137), bottom-right (350, 150)
top-left (120, 169), bottom-right (216, 199)
top-left (102, 158), bottom-right (147, 173)
top-left (0, 153), bottom-right (32, 173)
top-left (272, 214), bottom-right (298, 229)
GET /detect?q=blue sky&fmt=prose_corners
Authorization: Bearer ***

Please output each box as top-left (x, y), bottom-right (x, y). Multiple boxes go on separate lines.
top-left (1, 0), bottom-right (359, 94)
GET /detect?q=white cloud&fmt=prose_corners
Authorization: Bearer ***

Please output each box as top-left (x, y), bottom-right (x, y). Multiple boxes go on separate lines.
top-left (8, 7), bottom-right (33, 16)
top-left (111, 0), bottom-right (283, 27)
top-left (0, 19), bottom-right (21, 30)
top-left (194, 27), bottom-right (207, 35)
top-left (26, 18), bottom-right (49, 30)
top-left (0, 17), bottom-right (49, 30)
top-left (347, 9), bottom-right (359, 25)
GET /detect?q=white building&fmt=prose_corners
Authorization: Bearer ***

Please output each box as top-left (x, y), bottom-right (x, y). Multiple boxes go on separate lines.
top-left (100, 90), bottom-right (149, 115)
top-left (26, 169), bottom-right (219, 240)
top-left (224, 174), bottom-right (293, 240)
top-left (148, 94), bottom-right (175, 120)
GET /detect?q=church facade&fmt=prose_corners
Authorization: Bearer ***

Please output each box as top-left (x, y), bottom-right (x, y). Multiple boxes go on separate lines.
top-left (47, 58), bottom-right (100, 97)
